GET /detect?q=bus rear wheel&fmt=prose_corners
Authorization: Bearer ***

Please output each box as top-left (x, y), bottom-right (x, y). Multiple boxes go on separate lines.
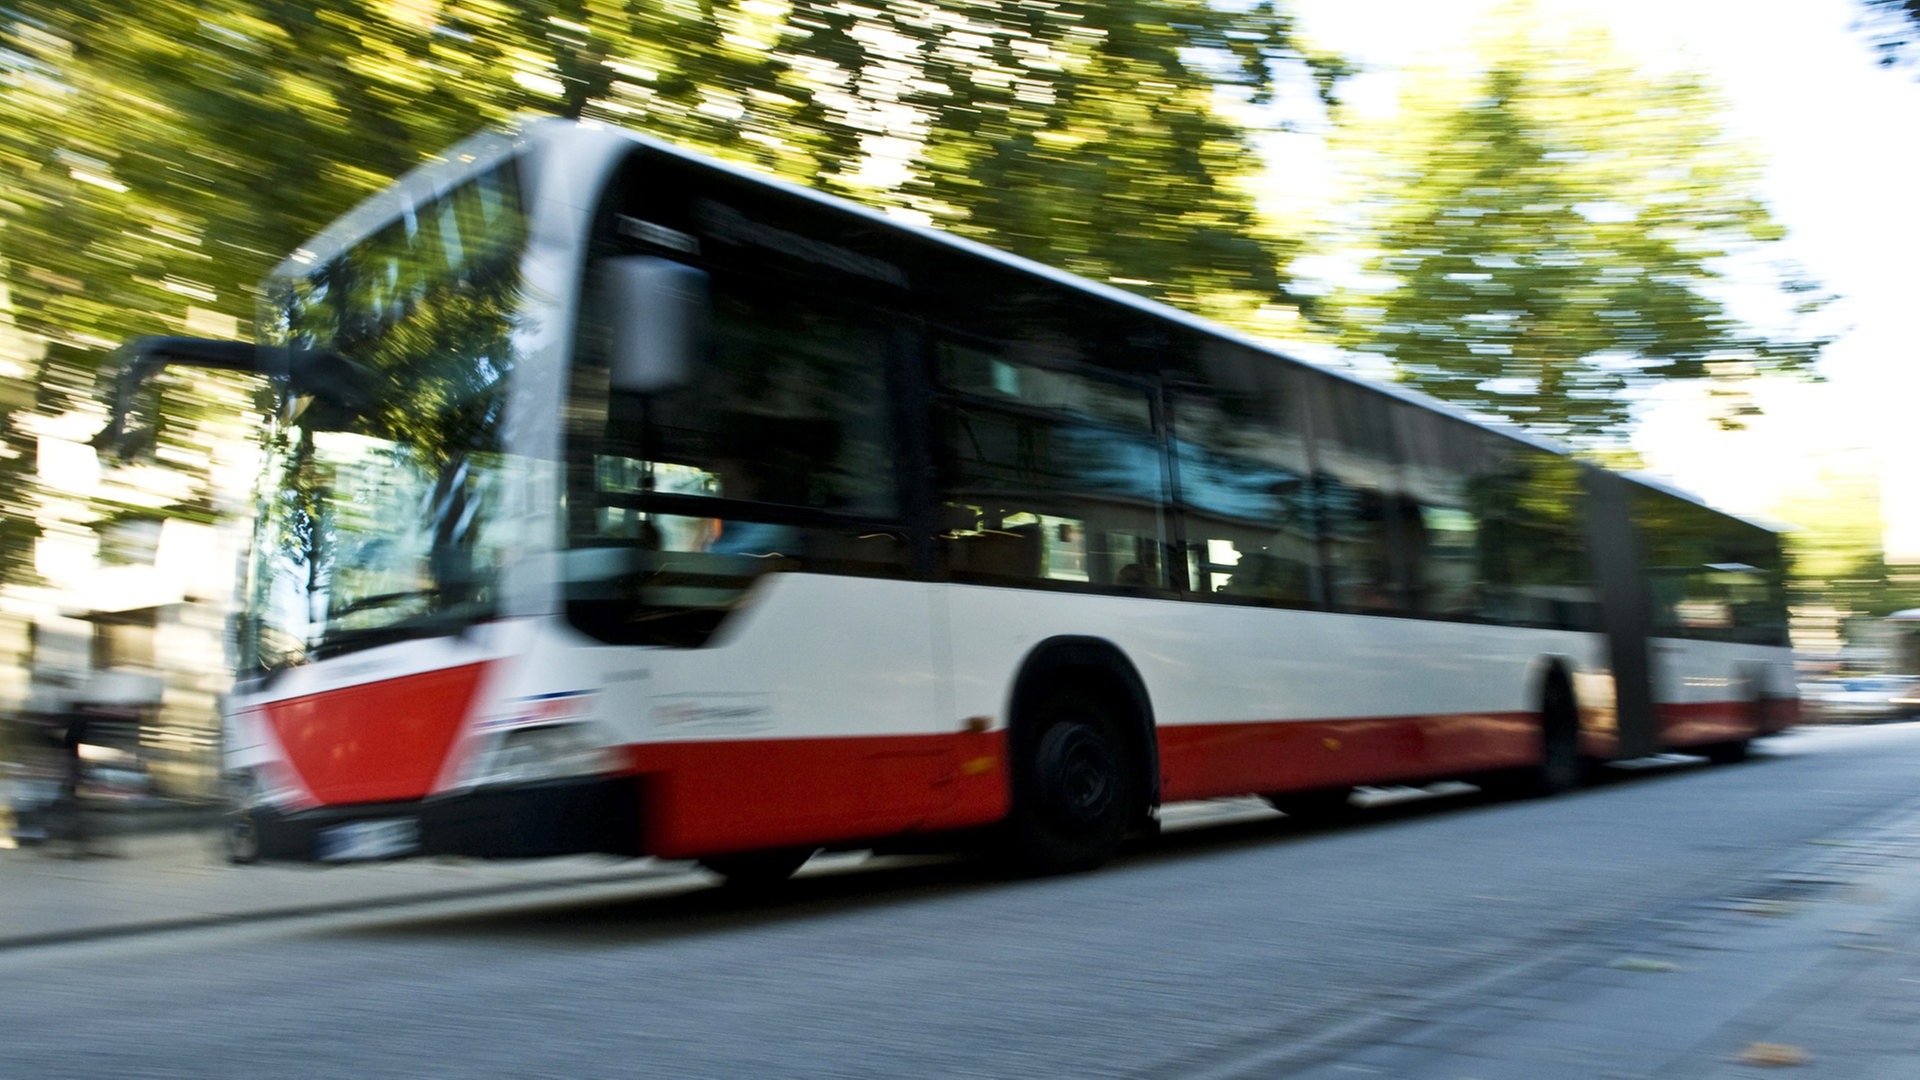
top-left (1701, 739), bottom-right (1750, 764)
top-left (1005, 686), bottom-right (1137, 875)
top-left (1702, 683), bottom-right (1762, 764)
top-left (1486, 672), bottom-right (1581, 799)
top-left (1535, 673), bottom-right (1582, 795)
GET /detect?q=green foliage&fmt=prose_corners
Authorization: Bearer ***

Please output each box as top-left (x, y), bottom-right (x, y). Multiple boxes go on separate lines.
top-left (0, 0), bottom-right (1330, 592)
top-left (864, 0), bottom-right (1316, 310)
top-left (1319, 4), bottom-right (1827, 443)
top-left (0, 0), bottom-right (1322, 358)
top-left (1776, 468), bottom-right (1920, 623)
top-left (0, 417), bottom-right (36, 588)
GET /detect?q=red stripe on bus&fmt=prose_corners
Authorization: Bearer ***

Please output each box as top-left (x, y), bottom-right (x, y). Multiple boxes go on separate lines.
top-left (625, 710), bottom-right (1540, 857)
top-left (264, 663), bottom-right (491, 806)
top-left (1760, 696), bottom-right (1801, 734)
top-left (260, 685), bottom-right (1777, 853)
top-left (622, 699), bottom-right (1773, 857)
top-left (1656, 699), bottom-right (1765, 749)
top-left (626, 730), bottom-right (1009, 858)
top-left (1156, 712), bottom-right (1539, 802)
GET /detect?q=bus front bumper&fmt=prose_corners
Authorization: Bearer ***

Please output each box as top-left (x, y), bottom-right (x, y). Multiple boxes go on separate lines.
top-left (244, 775), bottom-right (644, 863)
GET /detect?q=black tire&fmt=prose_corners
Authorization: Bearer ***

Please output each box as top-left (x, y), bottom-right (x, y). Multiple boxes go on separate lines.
top-left (1005, 685), bottom-right (1137, 875)
top-left (1263, 787), bottom-right (1355, 821)
top-left (699, 847), bottom-right (814, 889)
top-left (220, 773), bottom-right (261, 864)
top-left (1487, 672), bottom-right (1580, 799)
top-left (225, 807), bottom-right (260, 865)
top-left (1702, 684), bottom-right (1763, 765)
top-left (1537, 674), bottom-right (1582, 795)
top-left (1701, 738), bottom-right (1750, 765)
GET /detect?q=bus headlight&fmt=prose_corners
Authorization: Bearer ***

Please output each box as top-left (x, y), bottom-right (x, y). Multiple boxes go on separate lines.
top-left (467, 724), bottom-right (619, 787)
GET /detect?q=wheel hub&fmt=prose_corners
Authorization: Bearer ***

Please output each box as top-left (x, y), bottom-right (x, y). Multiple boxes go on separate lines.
top-left (1037, 721), bottom-right (1118, 828)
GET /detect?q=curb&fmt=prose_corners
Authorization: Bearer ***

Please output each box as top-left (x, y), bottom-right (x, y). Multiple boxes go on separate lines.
top-left (0, 861), bottom-right (682, 953)
top-left (4, 801), bottom-right (226, 843)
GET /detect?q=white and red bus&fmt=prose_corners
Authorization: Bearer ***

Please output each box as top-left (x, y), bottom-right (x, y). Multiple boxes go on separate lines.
top-left (105, 117), bottom-right (1797, 878)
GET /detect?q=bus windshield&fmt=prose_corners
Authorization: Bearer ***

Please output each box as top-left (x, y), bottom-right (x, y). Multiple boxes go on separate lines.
top-left (241, 163), bottom-right (528, 674)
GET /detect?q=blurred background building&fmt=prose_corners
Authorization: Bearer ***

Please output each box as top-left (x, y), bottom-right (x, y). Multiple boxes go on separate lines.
top-left (0, 307), bottom-right (255, 800)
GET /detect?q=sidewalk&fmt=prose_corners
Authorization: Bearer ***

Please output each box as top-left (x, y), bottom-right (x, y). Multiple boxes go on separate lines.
top-left (0, 795), bottom-right (1277, 951)
top-left (0, 819), bottom-right (675, 950)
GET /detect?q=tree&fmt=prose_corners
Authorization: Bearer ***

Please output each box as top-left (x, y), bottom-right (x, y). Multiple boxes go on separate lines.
top-left (0, 0), bottom-right (1341, 594)
top-left (1316, 5), bottom-right (1827, 443)
top-left (853, 0), bottom-right (1342, 313)
top-left (0, 316), bottom-right (36, 588)
top-left (1777, 468), bottom-right (1920, 625)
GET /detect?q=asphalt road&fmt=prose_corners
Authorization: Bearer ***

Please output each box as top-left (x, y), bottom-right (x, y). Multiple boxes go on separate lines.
top-left (7, 723), bottom-right (1920, 1080)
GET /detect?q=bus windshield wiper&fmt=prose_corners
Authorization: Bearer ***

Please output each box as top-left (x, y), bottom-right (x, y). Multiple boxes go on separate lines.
top-left (327, 588), bottom-right (442, 619)
top-left (309, 617), bottom-right (468, 661)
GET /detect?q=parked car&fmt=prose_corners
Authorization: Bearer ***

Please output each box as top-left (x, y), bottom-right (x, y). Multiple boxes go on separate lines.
top-left (1801, 675), bottom-right (1920, 724)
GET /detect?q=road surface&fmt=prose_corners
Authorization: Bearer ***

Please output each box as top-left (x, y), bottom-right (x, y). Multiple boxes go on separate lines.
top-left (6, 723), bottom-right (1920, 1078)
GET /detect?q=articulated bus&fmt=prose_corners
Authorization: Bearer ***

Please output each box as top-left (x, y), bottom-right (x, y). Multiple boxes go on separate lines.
top-left (106, 117), bottom-right (1796, 879)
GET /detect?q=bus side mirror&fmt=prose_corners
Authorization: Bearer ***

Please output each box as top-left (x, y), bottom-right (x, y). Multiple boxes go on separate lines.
top-left (93, 336), bottom-right (262, 462)
top-left (599, 256), bottom-right (709, 394)
top-left (92, 336), bottom-right (379, 460)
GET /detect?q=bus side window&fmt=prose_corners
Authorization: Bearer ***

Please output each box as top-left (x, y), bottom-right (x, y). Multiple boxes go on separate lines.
top-left (1167, 362), bottom-right (1318, 607)
top-left (1398, 502), bottom-right (1480, 617)
top-left (1311, 378), bottom-right (1410, 614)
top-left (1471, 447), bottom-right (1594, 629)
top-left (1319, 480), bottom-right (1400, 612)
top-left (1390, 410), bottom-right (1490, 619)
top-left (934, 340), bottom-right (1170, 589)
top-left (1633, 490), bottom-right (1786, 645)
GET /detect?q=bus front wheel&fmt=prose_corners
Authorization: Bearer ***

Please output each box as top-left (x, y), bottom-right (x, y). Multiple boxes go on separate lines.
top-left (1004, 686), bottom-right (1137, 875)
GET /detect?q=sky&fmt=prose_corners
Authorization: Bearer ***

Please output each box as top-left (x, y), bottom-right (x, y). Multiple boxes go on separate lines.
top-left (1278, 0), bottom-right (1920, 558)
